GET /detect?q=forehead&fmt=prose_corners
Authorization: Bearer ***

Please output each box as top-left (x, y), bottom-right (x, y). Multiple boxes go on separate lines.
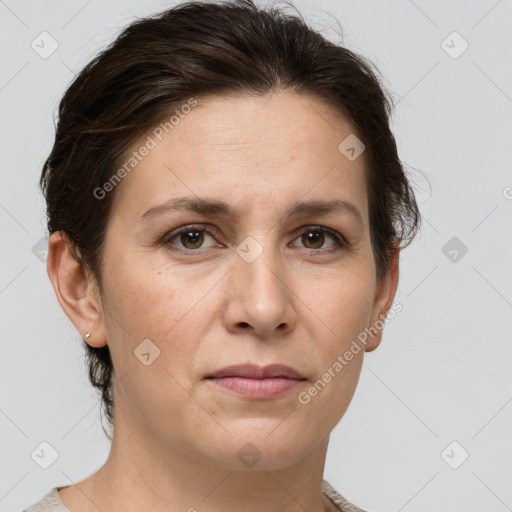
top-left (109, 91), bottom-right (369, 223)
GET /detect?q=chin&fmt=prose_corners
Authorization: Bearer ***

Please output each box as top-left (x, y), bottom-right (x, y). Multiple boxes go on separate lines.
top-left (195, 426), bottom-right (319, 471)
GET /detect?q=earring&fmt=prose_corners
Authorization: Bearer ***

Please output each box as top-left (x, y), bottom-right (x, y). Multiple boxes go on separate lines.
top-left (85, 333), bottom-right (91, 339)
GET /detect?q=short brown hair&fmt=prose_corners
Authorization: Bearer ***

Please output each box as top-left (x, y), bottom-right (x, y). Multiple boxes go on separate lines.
top-left (40, 0), bottom-right (422, 439)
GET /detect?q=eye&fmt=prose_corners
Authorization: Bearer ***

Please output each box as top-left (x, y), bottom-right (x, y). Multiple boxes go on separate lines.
top-left (162, 224), bottom-right (347, 254)
top-left (291, 226), bottom-right (346, 254)
top-left (163, 224), bottom-right (221, 251)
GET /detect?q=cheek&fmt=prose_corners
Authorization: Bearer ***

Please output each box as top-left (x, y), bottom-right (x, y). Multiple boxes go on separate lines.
top-left (294, 264), bottom-right (373, 417)
top-left (100, 263), bottom-right (201, 432)
top-left (103, 258), bottom-right (193, 337)
top-left (113, 350), bottom-right (203, 451)
top-left (302, 266), bottom-right (375, 341)
top-left (299, 283), bottom-right (370, 427)
top-left (101, 258), bottom-right (221, 384)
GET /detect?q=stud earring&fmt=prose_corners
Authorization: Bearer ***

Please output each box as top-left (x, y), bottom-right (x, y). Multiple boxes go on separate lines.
top-left (85, 333), bottom-right (91, 339)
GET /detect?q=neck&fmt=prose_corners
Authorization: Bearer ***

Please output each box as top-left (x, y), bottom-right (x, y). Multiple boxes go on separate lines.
top-left (68, 403), bottom-right (334, 512)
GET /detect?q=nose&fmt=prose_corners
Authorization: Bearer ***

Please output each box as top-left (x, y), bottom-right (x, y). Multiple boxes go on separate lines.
top-left (222, 242), bottom-right (297, 338)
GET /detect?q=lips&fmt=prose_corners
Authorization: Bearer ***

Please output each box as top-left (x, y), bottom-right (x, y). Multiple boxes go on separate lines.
top-left (205, 364), bottom-right (306, 399)
top-left (206, 363), bottom-right (306, 380)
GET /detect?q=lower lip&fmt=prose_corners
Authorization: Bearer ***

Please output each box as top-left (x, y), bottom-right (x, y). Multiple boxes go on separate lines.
top-left (207, 377), bottom-right (304, 399)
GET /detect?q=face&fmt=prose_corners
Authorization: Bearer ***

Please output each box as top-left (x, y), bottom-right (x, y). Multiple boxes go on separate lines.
top-left (54, 91), bottom-right (398, 471)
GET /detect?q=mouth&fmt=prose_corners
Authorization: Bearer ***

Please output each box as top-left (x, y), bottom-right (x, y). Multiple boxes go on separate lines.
top-left (206, 363), bottom-right (306, 380)
top-left (205, 364), bottom-right (307, 399)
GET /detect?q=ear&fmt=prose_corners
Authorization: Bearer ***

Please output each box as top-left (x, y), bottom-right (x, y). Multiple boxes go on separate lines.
top-left (364, 239), bottom-right (400, 353)
top-left (46, 231), bottom-right (108, 348)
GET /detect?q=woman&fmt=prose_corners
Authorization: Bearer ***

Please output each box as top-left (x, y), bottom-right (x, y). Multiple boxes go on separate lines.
top-left (25, 0), bottom-right (421, 511)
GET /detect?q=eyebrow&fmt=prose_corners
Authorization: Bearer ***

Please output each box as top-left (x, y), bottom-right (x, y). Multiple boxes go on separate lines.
top-left (138, 196), bottom-right (363, 228)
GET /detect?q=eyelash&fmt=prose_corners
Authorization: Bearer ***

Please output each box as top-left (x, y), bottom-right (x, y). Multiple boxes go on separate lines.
top-left (162, 224), bottom-right (348, 255)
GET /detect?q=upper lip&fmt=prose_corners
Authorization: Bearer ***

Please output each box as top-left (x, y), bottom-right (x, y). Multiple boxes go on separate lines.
top-left (206, 364), bottom-right (306, 380)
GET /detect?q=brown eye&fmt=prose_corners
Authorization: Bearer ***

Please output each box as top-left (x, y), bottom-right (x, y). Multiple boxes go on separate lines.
top-left (301, 231), bottom-right (325, 249)
top-left (179, 230), bottom-right (204, 249)
top-left (291, 226), bottom-right (346, 254)
top-left (164, 225), bottom-right (220, 251)
top-left (163, 224), bottom-right (346, 255)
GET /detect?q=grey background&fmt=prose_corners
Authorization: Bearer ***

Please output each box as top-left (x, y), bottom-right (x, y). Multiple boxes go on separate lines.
top-left (1, 0), bottom-right (511, 511)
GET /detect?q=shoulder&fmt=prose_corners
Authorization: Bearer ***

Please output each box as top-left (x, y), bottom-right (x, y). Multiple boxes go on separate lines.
top-left (23, 487), bottom-right (70, 512)
top-left (322, 479), bottom-right (369, 512)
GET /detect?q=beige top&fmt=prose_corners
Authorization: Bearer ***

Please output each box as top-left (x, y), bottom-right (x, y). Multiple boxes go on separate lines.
top-left (23, 480), bottom-right (367, 512)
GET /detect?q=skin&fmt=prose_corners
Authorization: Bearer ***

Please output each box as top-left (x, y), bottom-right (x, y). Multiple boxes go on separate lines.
top-left (47, 90), bottom-right (399, 512)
